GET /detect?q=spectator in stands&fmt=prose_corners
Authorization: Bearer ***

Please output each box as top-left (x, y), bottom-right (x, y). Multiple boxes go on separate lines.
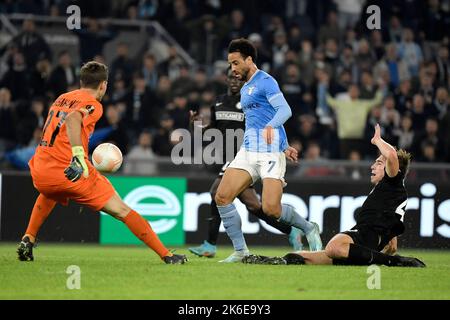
top-left (441, 105), bottom-right (450, 162)
top-left (223, 9), bottom-right (250, 47)
top-left (8, 18), bottom-right (51, 68)
top-left (0, 88), bottom-right (16, 154)
top-left (141, 53), bottom-right (160, 91)
top-left (15, 98), bottom-right (45, 146)
top-left (271, 30), bottom-right (289, 70)
top-left (164, 0), bottom-right (192, 50)
top-left (110, 79), bottom-right (128, 104)
top-left (29, 56), bottom-right (51, 98)
top-left (298, 40), bottom-right (315, 87)
top-left (393, 113), bottom-right (415, 152)
top-left (384, 15), bottom-right (403, 43)
top-left (304, 141), bottom-right (323, 161)
top-left (110, 42), bottom-right (135, 85)
top-left (124, 130), bottom-right (158, 175)
top-left (287, 24), bottom-right (304, 52)
top-left (433, 87), bottom-right (449, 120)
top-left (4, 127), bottom-right (42, 170)
top-left (380, 95), bottom-right (401, 130)
top-left (435, 45), bottom-right (449, 87)
top-left (74, 18), bottom-right (115, 63)
top-left (159, 45), bottom-right (185, 80)
top-left (359, 71), bottom-right (377, 99)
top-left (318, 11), bottom-right (342, 45)
top-left (418, 141), bottom-right (439, 162)
top-left (394, 79), bottom-right (413, 113)
top-left (421, 0), bottom-right (446, 42)
top-left (410, 94), bottom-right (428, 131)
top-left (280, 63), bottom-right (306, 117)
top-left (336, 44), bottom-right (357, 83)
top-left (374, 43), bottom-right (410, 88)
top-left (370, 30), bottom-right (385, 61)
top-left (418, 72), bottom-right (436, 109)
top-left (412, 117), bottom-right (444, 160)
top-left (0, 51), bottom-right (30, 101)
top-left (168, 91), bottom-right (190, 129)
top-left (247, 33), bottom-right (272, 72)
top-left (348, 149), bottom-right (363, 180)
top-left (47, 51), bottom-right (77, 98)
top-left (323, 38), bottom-right (339, 76)
top-left (293, 115), bottom-right (321, 152)
top-left (155, 75), bottom-right (173, 106)
top-left (153, 113), bottom-right (175, 156)
top-left (334, 0), bottom-right (363, 30)
top-left (398, 29), bottom-right (423, 77)
top-left (171, 64), bottom-right (193, 94)
top-left (124, 72), bottom-right (160, 135)
top-left (355, 39), bottom-right (375, 74)
top-left (324, 80), bottom-right (385, 158)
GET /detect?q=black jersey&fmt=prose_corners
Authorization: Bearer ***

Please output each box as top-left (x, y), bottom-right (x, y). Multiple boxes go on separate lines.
top-left (209, 94), bottom-right (245, 167)
top-left (354, 170), bottom-right (407, 236)
top-left (210, 94), bottom-right (244, 134)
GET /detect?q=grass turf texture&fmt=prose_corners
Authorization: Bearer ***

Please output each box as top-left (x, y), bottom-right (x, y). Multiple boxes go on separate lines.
top-left (0, 243), bottom-right (449, 299)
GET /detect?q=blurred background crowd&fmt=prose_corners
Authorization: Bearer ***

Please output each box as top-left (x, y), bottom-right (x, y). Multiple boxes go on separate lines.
top-left (0, 0), bottom-right (449, 173)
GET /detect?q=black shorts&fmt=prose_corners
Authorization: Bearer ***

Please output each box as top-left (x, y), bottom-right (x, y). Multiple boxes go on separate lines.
top-left (340, 225), bottom-right (392, 252)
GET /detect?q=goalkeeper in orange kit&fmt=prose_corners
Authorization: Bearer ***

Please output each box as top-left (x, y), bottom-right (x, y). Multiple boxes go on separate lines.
top-left (18, 61), bottom-right (187, 264)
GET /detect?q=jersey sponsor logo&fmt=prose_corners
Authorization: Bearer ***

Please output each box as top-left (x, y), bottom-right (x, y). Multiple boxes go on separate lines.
top-left (85, 105), bottom-right (95, 115)
top-left (215, 111), bottom-right (245, 122)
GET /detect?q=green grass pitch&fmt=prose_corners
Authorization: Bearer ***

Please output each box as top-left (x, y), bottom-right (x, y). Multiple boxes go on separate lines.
top-left (1, 243), bottom-right (449, 300)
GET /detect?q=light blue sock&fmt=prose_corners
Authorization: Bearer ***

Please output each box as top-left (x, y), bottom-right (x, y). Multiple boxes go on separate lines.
top-left (217, 203), bottom-right (247, 251)
top-left (279, 204), bottom-right (314, 234)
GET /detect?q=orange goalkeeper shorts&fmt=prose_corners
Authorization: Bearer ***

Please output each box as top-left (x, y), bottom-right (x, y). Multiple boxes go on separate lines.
top-left (32, 169), bottom-right (116, 212)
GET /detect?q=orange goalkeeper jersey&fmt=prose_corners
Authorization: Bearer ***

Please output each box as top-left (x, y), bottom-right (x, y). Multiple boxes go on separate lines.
top-left (29, 89), bottom-right (103, 185)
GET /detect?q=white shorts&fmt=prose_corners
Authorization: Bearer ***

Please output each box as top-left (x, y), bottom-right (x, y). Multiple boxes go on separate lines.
top-left (228, 149), bottom-right (287, 186)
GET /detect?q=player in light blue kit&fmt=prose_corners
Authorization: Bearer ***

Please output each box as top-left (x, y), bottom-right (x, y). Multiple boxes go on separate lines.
top-left (215, 38), bottom-right (323, 262)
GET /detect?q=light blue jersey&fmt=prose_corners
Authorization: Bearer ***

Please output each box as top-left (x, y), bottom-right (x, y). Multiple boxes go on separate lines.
top-left (240, 70), bottom-right (290, 152)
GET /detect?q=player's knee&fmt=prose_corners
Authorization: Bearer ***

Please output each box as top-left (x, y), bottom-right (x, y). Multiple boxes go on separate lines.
top-left (111, 202), bottom-right (131, 220)
top-left (243, 197), bottom-right (261, 213)
top-left (262, 202), bottom-right (281, 218)
top-left (325, 242), bottom-right (347, 259)
top-left (245, 202), bottom-right (261, 213)
top-left (215, 191), bottom-right (231, 206)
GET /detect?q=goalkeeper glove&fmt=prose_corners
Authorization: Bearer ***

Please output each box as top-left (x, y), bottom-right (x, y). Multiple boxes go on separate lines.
top-left (64, 146), bottom-right (89, 182)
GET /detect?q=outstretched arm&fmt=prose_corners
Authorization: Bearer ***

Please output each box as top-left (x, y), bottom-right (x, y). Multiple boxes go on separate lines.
top-left (371, 123), bottom-right (399, 177)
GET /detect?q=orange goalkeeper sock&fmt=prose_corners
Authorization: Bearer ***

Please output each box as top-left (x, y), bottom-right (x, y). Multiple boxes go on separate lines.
top-left (121, 210), bottom-right (170, 258)
top-left (24, 194), bottom-right (56, 243)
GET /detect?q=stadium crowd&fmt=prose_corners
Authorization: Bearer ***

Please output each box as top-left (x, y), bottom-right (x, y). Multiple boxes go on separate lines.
top-left (0, 0), bottom-right (449, 172)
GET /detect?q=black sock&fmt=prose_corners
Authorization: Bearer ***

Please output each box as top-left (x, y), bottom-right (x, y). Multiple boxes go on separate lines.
top-left (207, 200), bottom-right (221, 245)
top-left (250, 207), bottom-right (292, 235)
top-left (338, 243), bottom-right (399, 266)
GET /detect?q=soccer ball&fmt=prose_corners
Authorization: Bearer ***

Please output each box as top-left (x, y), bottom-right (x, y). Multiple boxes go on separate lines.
top-left (92, 143), bottom-right (123, 173)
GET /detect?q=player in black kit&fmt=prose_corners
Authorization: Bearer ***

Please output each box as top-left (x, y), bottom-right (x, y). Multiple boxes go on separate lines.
top-left (189, 70), bottom-right (305, 258)
top-left (243, 124), bottom-right (426, 267)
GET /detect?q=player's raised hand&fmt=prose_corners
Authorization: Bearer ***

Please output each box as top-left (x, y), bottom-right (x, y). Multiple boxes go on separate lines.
top-left (189, 110), bottom-right (202, 123)
top-left (262, 126), bottom-right (274, 144)
top-left (64, 146), bottom-right (89, 182)
top-left (371, 123), bottom-right (382, 145)
top-left (284, 145), bottom-right (299, 163)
